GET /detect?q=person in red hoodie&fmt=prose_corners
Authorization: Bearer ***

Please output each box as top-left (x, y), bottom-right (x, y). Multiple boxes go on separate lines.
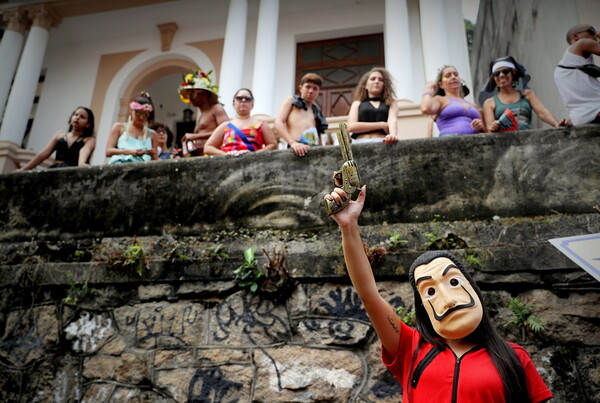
top-left (324, 185), bottom-right (552, 403)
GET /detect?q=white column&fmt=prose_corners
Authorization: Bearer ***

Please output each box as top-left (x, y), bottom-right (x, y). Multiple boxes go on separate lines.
top-left (219, 0), bottom-right (248, 117)
top-left (0, 9), bottom-right (28, 123)
top-left (0, 5), bottom-right (60, 145)
top-left (384, 0), bottom-right (412, 101)
top-left (443, 0), bottom-right (473, 101)
top-left (418, 0), bottom-right (450, 81)
top-left (251, 0), bottom-right (279, 116)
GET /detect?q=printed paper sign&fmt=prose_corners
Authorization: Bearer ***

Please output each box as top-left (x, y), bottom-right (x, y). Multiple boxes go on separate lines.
top-left (549, 233), bottom-right (600, 283)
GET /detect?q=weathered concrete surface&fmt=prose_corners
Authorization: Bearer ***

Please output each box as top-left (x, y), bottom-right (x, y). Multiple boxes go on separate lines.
top-left (1, 126), bottom-right (598, 240)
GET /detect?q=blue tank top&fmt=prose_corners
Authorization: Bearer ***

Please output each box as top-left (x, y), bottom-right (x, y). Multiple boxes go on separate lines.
top-left (108, 125), bottom-right (152, 164)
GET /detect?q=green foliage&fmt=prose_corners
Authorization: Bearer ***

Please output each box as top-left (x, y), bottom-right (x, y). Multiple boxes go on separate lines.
top-left (396, 306), bottom-right (416, 327)
top-left (233, 247), bottom-right (264, 293)
top-left (205, 244), bottom-right (229, 260)
top-left (107, 243), bottom-right (149, 277)
top-left (422, 214), bottom-right (442, 248)
top-left (62, 272), bottom-right (89, 306)
top-left (464, 252), bottom-right (482, 268)
top-left (386, 232), bottom-right (408, 251)
top-left (506, 297), bottom-right (547, 339)
top-left (71, 249), bottom-right (89, 262)
top-left (464, 18), bottom-right (475, 57)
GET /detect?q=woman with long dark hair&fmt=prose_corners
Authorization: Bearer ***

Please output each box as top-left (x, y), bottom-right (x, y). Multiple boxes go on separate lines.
top-left (323, 184), bottom-right (552, 402)
top-left (19, 106), bottom-right (96, 170)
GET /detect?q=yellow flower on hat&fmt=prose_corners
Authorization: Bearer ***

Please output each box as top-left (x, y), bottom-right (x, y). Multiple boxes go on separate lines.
top-left (178, 68), bottom-right (220, 104)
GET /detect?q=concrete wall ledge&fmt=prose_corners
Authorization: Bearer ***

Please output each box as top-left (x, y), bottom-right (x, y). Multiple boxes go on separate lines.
top-left (1, 125), bottom-right (598, 241)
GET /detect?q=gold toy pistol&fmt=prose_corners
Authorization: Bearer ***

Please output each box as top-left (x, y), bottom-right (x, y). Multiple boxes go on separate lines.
top-left (324, 122), bottom-right (362, 215)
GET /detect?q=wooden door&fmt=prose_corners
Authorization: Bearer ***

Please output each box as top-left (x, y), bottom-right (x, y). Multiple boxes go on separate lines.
top-left (296, 34), bottom-right (385, 117)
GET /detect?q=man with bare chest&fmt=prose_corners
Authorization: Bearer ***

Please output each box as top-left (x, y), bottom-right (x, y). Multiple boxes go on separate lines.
top-left (274, 73), bottom-right (329, 157)
top-left (179, 69), bottom-right (229, 155)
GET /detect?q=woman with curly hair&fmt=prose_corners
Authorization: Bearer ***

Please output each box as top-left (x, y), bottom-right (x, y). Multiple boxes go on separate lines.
top-left (347, 67), bottom-right (399, 143)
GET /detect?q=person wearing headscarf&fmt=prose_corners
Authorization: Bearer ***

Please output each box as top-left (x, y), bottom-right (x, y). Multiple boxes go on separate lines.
top-left (481, 56), bottom-right (569, 132)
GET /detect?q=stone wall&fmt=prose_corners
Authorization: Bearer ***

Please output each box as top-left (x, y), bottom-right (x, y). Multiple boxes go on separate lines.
top-left (0, 126), bottom-right (599, 402)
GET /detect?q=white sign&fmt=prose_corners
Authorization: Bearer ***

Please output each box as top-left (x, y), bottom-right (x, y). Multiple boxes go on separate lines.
top-left (549, 233), bottom-right (600, 283)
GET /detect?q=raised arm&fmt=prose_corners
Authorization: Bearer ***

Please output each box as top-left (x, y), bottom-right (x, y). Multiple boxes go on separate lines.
top-left (326, 186), bottom-right (402, 355)
top-left (572, 37), bottom-right (600, 57)
top-left (420, 82), bottom-right (443, 116)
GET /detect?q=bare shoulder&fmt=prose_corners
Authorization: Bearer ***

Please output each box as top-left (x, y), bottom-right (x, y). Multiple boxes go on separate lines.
top-left (111, 122), bottom-right (125, 131)
top-left (483, 97), bottom-right (495, 108)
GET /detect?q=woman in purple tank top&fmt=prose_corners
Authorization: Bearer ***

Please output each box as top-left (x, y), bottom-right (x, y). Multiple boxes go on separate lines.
top-left (420, 66), bottom-right (485, 137)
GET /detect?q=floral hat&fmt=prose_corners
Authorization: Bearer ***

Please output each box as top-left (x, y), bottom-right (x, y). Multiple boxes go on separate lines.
top-left (178, 68), bottom-right (219, 104)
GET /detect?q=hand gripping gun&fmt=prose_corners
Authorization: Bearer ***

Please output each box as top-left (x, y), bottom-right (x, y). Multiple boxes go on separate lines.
top-left (324, 122), bottom-right (362, 215)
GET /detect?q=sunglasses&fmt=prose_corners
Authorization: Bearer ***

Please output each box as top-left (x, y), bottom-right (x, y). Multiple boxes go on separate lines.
top-left (577, 26), bottom-right (596, 36)
top-left (492, 68), bottom-right (513, 77)
top-left (235, 95), bottom-right (253, 102)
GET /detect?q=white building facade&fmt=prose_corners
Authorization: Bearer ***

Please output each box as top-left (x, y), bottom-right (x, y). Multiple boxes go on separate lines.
top-left (0, 0), bottom-right (472, 169)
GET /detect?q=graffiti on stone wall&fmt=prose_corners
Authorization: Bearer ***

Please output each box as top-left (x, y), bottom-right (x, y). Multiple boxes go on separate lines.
top-left (0, 307), bottom-right (58, 367)
top-left (123, 304), bottom-right (202, 346)
top-left (313, 287), bottom-right (369, 341)
top-left (369, 370), bottom-right (403, 400)
top-left (188, 367), bottom-right (243, 403)
top-left (318, 288), bottom-right (369, 321)
top-left (213, 292), bottom-right (291, 391)
top-left (213, 292), bottom-right (290, 344)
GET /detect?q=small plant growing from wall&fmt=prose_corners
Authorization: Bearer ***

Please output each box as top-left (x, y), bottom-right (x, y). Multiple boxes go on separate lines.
top-left (422, 214), bottom-right (468, 250)
top-left (105, 241), bottom-right (149, 277)
top-left (386, 231), bottom-right (408, 252)
top-left (234, 247), bottom-right (263, 292)
top-left (234, 245), bottom-right (297, 301)
top-left (62, 272), bottom-right (89, 306)
top-left (396, 305), bottom-right (416, 327)
top-left (205, 244), bottom-right (229, 260)
top-left (464, 251), bottom-right (482, 268)
top-left (260, 245), bottom-right (297, 302)
top-left (505, 297), bottom-right (547, 341)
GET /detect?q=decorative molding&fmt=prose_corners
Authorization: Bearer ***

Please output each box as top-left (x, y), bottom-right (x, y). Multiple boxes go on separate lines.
top-left (26, 4), bottom-right (62, 31)
top-left (157, 22), bottom-right (179, 52)
top-left (0, 8), bottom-right (30, 34)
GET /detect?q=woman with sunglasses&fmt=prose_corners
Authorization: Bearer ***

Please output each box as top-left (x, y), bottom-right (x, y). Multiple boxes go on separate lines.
top-left (106, 92), bottom-right (158, 164)
top-left (482, 57), bottom-right (569, 132)
top-left (421, 65), bottom-right (485, 137)
top-left (203, 88), bottom-right (277, 156)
